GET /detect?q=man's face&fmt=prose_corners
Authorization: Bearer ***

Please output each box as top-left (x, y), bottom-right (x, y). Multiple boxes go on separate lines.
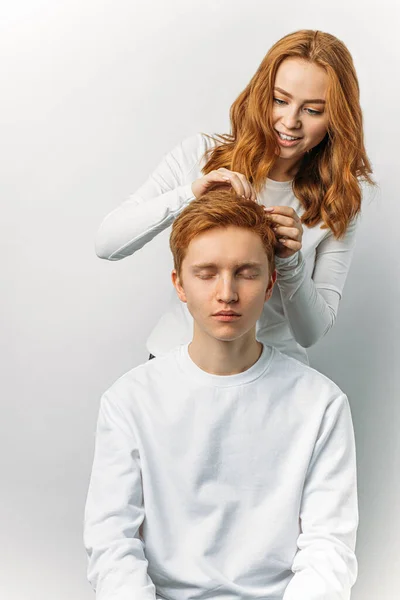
top-left (172, 226), bottom-right (276, 343)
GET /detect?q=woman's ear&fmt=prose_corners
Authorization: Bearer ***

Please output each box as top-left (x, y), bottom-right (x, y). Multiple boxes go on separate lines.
top-left (265, 269), bottom-right (277, 302)
top-left (171, 269), bottom-right (187, 303)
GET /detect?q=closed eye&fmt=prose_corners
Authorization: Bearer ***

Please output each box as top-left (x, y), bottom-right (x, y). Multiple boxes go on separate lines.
top-left (197, 273), bottom-right (259, 280)
top-left (237, 272), bottom-right (259, 279)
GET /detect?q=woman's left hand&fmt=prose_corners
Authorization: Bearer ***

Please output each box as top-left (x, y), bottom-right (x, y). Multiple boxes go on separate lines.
top-left (264, 206), bottom-right (303, 259)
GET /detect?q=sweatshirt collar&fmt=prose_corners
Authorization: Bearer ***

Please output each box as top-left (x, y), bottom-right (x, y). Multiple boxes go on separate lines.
top-left (177, 343), bottom-right (274, 388)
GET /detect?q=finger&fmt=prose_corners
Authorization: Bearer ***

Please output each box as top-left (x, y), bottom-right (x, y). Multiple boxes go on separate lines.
top-left (266, 213), bottom-right (300, 228)
top-left (226, 173), bottom-right (246, 197)
top-left (277, 238), bottom-right (302, 252)
top-left (234, 173), bottom-right (257, 201)
top-left (235, 173), bottom-right (253, 198)
top-left (265, 206), bottom-right (301, 221)
top-left (203, 173), bottom-right (234, 192)
top-left (273, 226), bottom-right (302, 241)
top-left (208, 170), bottom-right (233, 183)
top-left (217, 168), bottom-right (253, 199)
top-left (216, 167), bottom-right (238, 183)
top-left (243, 180), bottom-right (257, 203)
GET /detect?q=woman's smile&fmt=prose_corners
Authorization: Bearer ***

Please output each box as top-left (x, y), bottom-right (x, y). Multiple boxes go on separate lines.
top-left (275, 129), bottom-right (303, 147)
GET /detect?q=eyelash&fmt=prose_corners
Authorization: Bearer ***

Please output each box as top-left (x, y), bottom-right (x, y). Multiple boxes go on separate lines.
top-left (198, 274), bottom-right (258, 280)
top-left (273, 97), bottom-right (322, 116)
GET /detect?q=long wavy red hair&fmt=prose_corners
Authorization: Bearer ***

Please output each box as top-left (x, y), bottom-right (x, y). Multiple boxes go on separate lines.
top-left (202, 30), bottom-right (374, 238)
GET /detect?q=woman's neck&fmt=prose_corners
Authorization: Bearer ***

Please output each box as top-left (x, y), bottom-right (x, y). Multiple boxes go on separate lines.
top-left (268, 157), bottom-right (301, 182)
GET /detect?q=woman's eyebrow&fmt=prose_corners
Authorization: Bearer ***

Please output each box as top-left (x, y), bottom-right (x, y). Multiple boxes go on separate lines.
top-left (274, 86), bottom-right (326, 104)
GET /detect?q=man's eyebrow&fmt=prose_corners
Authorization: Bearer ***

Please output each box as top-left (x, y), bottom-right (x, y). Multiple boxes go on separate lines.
top-left (191, 263), bottom-right (217, 270)
top-left (191, 262), bottom-right (263, 270)
top-left (274, 86), bottom-right (326, 104)
top-left (235, 262), bottom-right (263, 270)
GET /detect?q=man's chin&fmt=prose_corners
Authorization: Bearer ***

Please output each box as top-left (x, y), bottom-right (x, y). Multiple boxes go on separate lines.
top-left (192, 316), bottom-right (255, 343)
top-left (206, 324), bottom-right (248, 343)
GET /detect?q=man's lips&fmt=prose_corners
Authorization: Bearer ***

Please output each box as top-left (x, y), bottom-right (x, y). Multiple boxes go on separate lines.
top-left (212, 311), bottom-right (242, 322)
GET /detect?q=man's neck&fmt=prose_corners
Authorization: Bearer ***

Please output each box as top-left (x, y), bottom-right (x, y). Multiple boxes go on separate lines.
top-left (188, 330), bottom-right (263, 376)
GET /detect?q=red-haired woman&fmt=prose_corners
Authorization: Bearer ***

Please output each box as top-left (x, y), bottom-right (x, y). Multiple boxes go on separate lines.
top-left (95, 30), bottom-right (374, 364)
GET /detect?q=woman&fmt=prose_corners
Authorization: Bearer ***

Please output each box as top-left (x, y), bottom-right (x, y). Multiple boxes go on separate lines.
top-left (95, 29), bottom-right (373, 364)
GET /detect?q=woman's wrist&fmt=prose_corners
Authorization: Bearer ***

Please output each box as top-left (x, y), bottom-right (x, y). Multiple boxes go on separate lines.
top-left (275, 251), bottom-right (304, 279)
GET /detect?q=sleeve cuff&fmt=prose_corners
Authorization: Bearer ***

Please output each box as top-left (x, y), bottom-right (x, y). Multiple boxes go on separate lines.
top-left (275, 251), bottom-right (304, 277)
top-left (181, 183), bottom-right (196, 205)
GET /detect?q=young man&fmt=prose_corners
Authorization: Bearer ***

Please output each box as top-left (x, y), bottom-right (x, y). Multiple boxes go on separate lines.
top-left (84, 188), bottom-right (358, 600)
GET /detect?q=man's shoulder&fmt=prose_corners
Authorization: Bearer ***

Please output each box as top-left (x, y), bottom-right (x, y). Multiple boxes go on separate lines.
top-left (103, 346), bottom-right (182, 405)
top-left (268, 347), bottom-right (345, 401)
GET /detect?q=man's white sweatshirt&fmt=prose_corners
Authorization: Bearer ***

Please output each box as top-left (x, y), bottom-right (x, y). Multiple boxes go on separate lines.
top-left (84, 344), bottom-right (358, 600)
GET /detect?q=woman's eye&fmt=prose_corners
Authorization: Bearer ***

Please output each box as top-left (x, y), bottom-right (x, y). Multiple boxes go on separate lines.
top-left (273, 97), bottom-right (286, 105)
top-left (305, 107), bottom-right (322, 116)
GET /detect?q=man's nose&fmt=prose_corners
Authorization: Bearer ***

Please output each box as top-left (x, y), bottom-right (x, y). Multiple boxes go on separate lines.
top-left (216, 276), bottom-right (238, 303)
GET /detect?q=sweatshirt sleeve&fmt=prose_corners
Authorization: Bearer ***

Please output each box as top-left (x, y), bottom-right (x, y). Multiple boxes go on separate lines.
top-left (84, 392), bottom-right (157, 600)
top-left (275, 218), bottom-right (358, 348)
top-left (282, 393), bottom-right (358, 600)
top-left (95, 135), bottom-right (206, 261)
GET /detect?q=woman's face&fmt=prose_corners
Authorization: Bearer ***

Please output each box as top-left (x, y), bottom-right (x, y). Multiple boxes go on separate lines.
top-left (272, 58), bottom-right (329, 165)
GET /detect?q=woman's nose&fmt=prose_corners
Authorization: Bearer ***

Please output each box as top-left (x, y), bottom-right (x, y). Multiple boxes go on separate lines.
top-left (282, 109), bottom-right (301, 130)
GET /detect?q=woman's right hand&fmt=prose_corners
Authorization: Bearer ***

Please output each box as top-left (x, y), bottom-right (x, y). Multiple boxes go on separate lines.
top-left (191, 168), bottom-right (257, 202)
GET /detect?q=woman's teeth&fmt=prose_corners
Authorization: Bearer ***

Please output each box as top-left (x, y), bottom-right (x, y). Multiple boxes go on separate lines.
top-left (278, 132), bottom-right (300, 141)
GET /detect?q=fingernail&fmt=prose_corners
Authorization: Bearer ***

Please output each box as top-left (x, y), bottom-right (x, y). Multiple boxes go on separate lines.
top-left (264, 207), bottom-right (274, 212)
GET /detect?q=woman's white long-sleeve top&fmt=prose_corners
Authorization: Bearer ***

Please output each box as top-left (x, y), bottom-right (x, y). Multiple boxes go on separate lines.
top-left (95, 134), bottom-right (358, 363)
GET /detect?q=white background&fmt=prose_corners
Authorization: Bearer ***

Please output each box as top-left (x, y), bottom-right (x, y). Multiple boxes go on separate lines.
top-left (2, 1), bottom-right (399, 599)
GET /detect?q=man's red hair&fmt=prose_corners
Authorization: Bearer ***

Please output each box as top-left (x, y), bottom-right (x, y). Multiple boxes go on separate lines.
top-left (170, 188), bottom-right (276, 278)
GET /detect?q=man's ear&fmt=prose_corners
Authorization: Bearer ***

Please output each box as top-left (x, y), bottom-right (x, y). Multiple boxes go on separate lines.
top-left (171, 269), bottom-right (187, 303)
top-left (264, 269), bottom-right (277, 302)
